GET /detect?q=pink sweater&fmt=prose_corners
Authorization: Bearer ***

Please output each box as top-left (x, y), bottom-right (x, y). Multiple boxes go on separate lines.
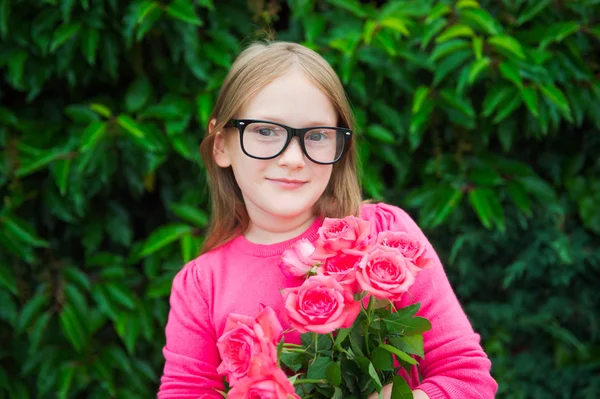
top-left (158, 203), bottom-right (498, 398)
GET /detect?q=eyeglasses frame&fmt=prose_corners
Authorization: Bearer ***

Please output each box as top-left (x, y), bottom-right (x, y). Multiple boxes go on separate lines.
top-left (224, 119), bottom-right (352, 165)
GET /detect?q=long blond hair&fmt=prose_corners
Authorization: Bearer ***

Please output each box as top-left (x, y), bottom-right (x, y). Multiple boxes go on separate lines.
top-left (199, 41), bottom-right (362, 254)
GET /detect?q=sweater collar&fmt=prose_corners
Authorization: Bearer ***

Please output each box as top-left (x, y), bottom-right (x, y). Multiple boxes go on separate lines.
top-left (231, 217), bottom-right (323, 257)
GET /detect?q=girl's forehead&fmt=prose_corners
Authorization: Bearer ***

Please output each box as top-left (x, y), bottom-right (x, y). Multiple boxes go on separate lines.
top-left (237, 71), bottom-right (337, 125)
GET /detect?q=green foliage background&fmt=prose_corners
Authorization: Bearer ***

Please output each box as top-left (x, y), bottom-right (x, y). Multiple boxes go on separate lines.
top-left (1, 0), bottom-right (600, 398)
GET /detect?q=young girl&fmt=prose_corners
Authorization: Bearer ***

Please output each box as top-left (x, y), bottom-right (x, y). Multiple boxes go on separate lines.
top-left (158, 41), bottom-right (498, 399)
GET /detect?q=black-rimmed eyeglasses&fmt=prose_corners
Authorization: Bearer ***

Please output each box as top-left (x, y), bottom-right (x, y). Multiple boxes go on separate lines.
top-left (224, 119), bottom-right (352, 165)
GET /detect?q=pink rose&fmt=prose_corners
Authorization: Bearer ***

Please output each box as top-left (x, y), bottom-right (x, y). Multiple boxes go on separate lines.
top-left (216, 306), bottom-right (283, 385)
top-left (312, 216), bottom-right (372, 260)
top-left (283, 275), bottom-right (360, 334)
top-left (228, 355), bottom-right (300, 399)
top-left (316, 253), bottom-right (362, 293)
top-left (279, 239), bottom-right (317, 278)
top-left (375, 231), bottom-right (434, 275)
top-left (356, 248), bottom-right (416, 301)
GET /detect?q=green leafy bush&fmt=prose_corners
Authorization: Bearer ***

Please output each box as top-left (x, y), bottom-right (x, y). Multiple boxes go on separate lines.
top-left (1, 0), bottom-right (599, 398)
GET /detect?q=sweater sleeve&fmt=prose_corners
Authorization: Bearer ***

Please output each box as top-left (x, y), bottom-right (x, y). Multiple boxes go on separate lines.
top-left (158, 260), bottom-right (224, 399)
top-left (366, 203), bottom-right (498, 399)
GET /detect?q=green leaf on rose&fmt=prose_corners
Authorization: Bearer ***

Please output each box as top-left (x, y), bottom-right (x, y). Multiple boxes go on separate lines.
top-left (378, 344), bottom-right (418, 365)
top-left (326, 361), bottom-right (342, 386)
top-left (391, 375), bottom-right (414, 399)
top-left (371, 346), bottom-right (394, 370)
top-left (307, 356), bottom-right (330, 380)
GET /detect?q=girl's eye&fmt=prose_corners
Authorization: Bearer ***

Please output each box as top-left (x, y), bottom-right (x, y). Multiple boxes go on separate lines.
top-left (257, 128), bottom-right (276, 136)
top-left (307, 132), bottom-right (328, 141)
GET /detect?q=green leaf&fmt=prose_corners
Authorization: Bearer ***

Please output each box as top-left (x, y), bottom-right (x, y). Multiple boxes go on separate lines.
top-left (460, 8), bottom-right (500, 35)
top-left (421, 18), bottom-right (447, 49)
top-left (378, 344), bottom-right (417, 365)
top-left (280, 352), bottom-right (304, 372)
top-left (196, 91), bottom-right (213, 127)
top-left (166, 0), bottom-right (202, 26)
top-left (137, 1), bottom-right (160, 23)
top-left (389, 335), bottom-right (424, 358)
top-left (367, 125), bottom-right (396, 143)
top-left (0, 0), bottom-right (10, 38)
top-left (492, 94), bottom-right (522, 124)
top-left (2, 215), bottom-right (49, 247)
top-left (115, 310), bottom-right (140, 354)
top-left (440, 89), bottom-right (475, 118)
top-left (467, 56), bottom-right (490, 84)
top-left (488, 35), bottom-right (526, 60)
top-left (380, 17), bottom-right (409, 35)
top-left (50, 22), bottom-right (81, 52)
top-left (371, 346), bottom-right (394, 370)
top-left (79, 121), bottom-right (107, 151)
top-left (507, 180), bottom-right (532, 216)
top-left (391, 375), bottom-right (414, 399)
top-left (429, 188), bottom-right (463, 227)
top-left (499, 61), bottom-right (523, 88)
top-left (180, 233), bottom-right (198, 263)
top-left (367, 361), bottom-right (382, 391)
top-left (472, 36), bottom-right (484, 59)
top-left (28, 312), bottom-right (51, 352)
top-left (468, 188), bottom-right (505, 231)
top-left (307, 356), bottom-right (330, 379)
top-left (425, 4), bottom-right (451, 24)
top-left (0, 264), bottom-right (17, 295)
top-left (57, 365), bottom-right (75, 399)
top-left (409, 99), bottom-right (435, 149)
top-left (516, 0), bottom-right (551, 26)
top-left (81, 26), bottom-right (99, 65)
top-left (436, 24), bottom-right (474, 43)
top-left (90, 103), bottom-right (112, 118)
top-left (14, 150), bottom-right (65, 179)
top-left (65, 104), bottom-right (100, 123)
top-left (105, 283), bottom-right (137, 310)
top-left (169, 203), bottom-right (209, 227)
top-left (541, 22), bottom-right (580, 46)
top-left (520, 86), bottom-right (539, 118)
top-left (540, 84), bottom-right (573, 122)
top-left (326, 361), bottom-right (342, 386)
top-left (412, 86), bottom-right (430, 114)
top-left (63, 266), bottom-right (91, 292)
top-left (429, 39), bottom-right (470, 62)
top-left (334, 327), bottom-right (352, 346)
top-left (332, 387), bottom-right (343, 399)
top-left (125, 75), bottom-right (152, 112)
top-left (327, 0), bottom-right (368, 18)
top-left (456, 0), bottom-right (479, 8)
top-left (519, 175), bottom-right (557, 202)
top-left (59, 304), bottom-right (88, 352)
top-left (139, 223), bottom-right (194, 257)
top-left (433, 49), bottom-right (472, 86)
top-left (482, 86), bottom-right (514, 117)
top-left (53, 158), bottom-right (71, 195)
top-left (117, 114), bottom-right (146, 139)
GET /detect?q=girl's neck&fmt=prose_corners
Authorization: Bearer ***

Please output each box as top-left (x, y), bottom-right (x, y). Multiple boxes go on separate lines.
top-left (244, 213), bottom-right (317, 245)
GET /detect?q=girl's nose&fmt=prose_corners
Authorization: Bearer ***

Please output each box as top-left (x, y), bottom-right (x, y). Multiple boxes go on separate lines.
top-left (277, 137), bottom-right (306, 169)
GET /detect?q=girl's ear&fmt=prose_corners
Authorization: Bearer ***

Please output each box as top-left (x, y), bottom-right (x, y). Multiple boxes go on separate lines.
top-left (211, 118), bottom-right (232, 168)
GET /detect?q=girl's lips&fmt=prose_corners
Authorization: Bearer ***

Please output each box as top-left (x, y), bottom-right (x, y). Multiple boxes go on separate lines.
top-left (267, 178), bottom-right (307, 189)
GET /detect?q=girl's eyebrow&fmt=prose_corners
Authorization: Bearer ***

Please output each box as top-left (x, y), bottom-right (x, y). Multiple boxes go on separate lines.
top-left (249, 116), bottom-right (337, 127)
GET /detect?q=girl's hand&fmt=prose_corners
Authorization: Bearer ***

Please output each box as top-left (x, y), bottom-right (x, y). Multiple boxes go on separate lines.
top-left (367, 384), bottom-right (430, 399)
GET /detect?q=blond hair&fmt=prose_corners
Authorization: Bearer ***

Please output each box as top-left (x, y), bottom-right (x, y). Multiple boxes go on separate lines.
top-left (199, 41), bottom-right (362, 254)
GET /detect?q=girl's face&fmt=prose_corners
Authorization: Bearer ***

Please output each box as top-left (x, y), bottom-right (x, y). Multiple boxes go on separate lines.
top-left (213, 69), bottom-right (337, 229)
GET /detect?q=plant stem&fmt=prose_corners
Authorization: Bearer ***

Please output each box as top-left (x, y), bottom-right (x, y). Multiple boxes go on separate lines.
top-left (364, 296), bottom-right (374, 354)
top-left (281, 348), bottom-right (306, 353)
top-left (293, 379), bottom-right (327, 385)
top-left (283, 343), bottom-right (303, 348)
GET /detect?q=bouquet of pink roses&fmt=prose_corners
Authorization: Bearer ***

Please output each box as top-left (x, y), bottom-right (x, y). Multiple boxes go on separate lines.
top-left (216, 216), bottom-right (433, 399)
